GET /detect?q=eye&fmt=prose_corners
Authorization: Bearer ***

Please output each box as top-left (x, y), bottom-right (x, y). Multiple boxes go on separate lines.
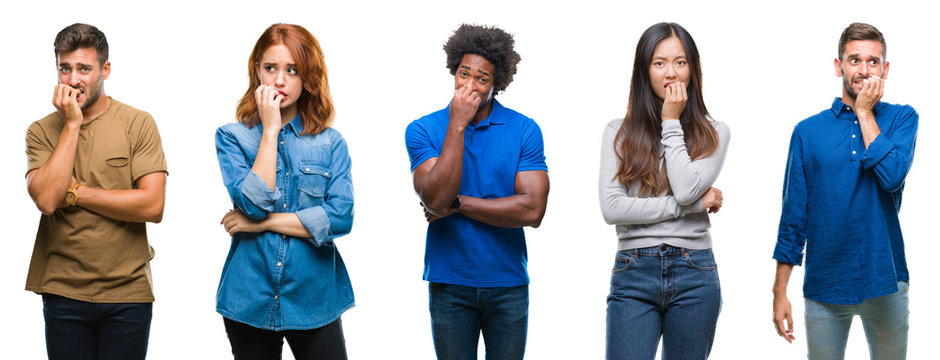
top-left (677, 60), bottom-right (687, 66)
top-left (653, 61), bottom-right (664, 67)
top-left (459, 71), bottom-right (469, 77)
top-left (81, 67), bottom-right (92, 73)
top-left (849, 59), bottom-right (859, 64)
top-left (868, 60), bottom-right (878, 66)
top-left (59, 67), bottom-right (70, 74)
top-left (478, 77), bottom-right (488, 84)
top-left (264, 65), bottom-right (275, 72)
top-left (287, 67), bottom-right (298, 75)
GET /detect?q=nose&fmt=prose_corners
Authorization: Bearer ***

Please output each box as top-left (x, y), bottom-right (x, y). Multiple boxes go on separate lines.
top-left (859, 62), bottom-right (872, 77)
top-left (274, 70), bottom-right (286, 87)
top-left (66, 72), bottom-right (81, 87)
top-left (664, 64), bottom-right (677, 79)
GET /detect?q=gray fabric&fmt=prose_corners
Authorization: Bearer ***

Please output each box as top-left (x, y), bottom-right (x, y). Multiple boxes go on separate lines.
top-left (598, 118), bottom-right (730, 250)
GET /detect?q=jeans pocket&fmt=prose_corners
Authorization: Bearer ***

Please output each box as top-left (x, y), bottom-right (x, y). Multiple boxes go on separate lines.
top-left (612, 250), bottom-right (637, 274)
top-left (683, 249), bottom-right (717, 271)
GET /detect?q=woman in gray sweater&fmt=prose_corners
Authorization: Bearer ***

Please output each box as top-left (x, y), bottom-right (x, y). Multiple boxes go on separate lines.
top-left (599, 22), bottom-right (730, 360)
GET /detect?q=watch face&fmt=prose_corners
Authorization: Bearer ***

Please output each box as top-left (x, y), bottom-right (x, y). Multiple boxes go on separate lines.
top-left (66, 190), bottom-right (78, 206)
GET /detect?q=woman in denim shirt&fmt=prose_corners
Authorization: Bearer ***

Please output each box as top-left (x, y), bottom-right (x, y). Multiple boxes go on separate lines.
top-left (598, 22), bottom-right (730, 359)
top-left (215, 23), bottom-right (354, 360)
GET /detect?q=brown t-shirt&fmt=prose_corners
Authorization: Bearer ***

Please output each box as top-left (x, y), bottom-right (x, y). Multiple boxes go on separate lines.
top-left (25, 98), bottom-right (167, 303)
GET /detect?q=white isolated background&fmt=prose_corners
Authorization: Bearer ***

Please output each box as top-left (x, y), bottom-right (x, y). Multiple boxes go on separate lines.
top-left (1, 0), bottom-right (935, 359)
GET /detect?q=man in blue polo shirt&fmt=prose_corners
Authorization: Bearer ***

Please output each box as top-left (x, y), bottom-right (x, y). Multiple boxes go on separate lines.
top-left (771, 22), bottom-right (917, 359)
top-left (405, 24), bottom-right (549, 359)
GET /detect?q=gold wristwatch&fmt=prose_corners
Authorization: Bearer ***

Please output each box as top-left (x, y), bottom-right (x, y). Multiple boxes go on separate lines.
top-left (65, 182), bottom-right (81, 207)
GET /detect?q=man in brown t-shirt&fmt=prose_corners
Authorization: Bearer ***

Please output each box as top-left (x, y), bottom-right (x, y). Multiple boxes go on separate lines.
top-left (24, 23), bottom-right (167, 360)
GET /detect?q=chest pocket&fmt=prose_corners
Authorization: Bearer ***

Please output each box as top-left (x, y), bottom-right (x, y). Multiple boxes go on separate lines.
top-left (89, 129), bottom-right (132, 190)
top-left (296, 161), bottom-right (331, 208)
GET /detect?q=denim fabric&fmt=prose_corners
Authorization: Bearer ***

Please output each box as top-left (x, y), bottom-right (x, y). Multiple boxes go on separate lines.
top-left (429, 283), bottom-right (528, 360)
top-left (775, 99), bottom-right (917, 305)
top-left (606, 245), bottom-right (721, 360)
top-left (805, 281), bottom-right (909, 360)
top-left (223, 317), bottom-right (347, 360)
top-left (42, 293), bottom-right (152, 360)
top-left (215, 115), bottom-right (355, 331)
top-left (405, 99), bottom-right (547, 287)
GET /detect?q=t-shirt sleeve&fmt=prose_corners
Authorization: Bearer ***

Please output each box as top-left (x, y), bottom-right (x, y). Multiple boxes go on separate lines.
top-left (405, 120), bottom-right (439, 172)
top-left (25, 121), bottom-right (54, 176)
top-left (518, 119), bottom-right (547, 172)
top-left (129, 112), bottom-right (168, 180)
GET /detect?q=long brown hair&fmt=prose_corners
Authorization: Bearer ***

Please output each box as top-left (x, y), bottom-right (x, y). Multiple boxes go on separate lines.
top-left (236, 24), bottom-right (334, 135)
top-left (615, 22), bottom-right (719, 196)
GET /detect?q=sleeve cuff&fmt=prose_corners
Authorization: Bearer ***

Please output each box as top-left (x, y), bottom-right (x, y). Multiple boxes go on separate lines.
top-left (772, 243), bottom-right (804, 265)
top-left (859, 134), bottom-right (893, 169)
top-left (241, 171), bottom-right (280, 214)
top-left (296, 206), bottom-right (332, 247)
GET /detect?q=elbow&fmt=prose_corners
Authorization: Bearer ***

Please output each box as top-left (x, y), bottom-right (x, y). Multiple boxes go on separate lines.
top-left (36, 202), bottom-right (57, 216)
top-left (673, 192), bottom-right (697, 206)
top-left (145, 204), bottom-right (165, 223)
top-left (525, 206), bottom-right (547, 228)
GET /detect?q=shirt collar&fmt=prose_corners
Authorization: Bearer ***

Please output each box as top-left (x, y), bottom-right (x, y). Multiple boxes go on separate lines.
top-left (285, 114), bottom-right (305, 136)
top-left (470, 98), bottom-right (506, 128)
top-left (831, 97), bottom-right (884, 117)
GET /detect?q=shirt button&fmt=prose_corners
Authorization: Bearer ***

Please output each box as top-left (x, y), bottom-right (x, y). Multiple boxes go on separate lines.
top-left (283, 203), bottom-right (287, 209)
top-left (854, 120), bottom-right (858, 124)
top-left (281, 234), bottom-right (286, 239)
top-left (274, 295), bottom-right (278, 300)
top-left (277, 262), bottom-right (282, 267)
top-left (280, 141), bottom-right (285, 146)
top-left (846, 106), bottom-right (852, 111)
top-left (852, 151), bottom-right (857, 155)
top-left (852, 134), bottom-right (856, 138)
top-left (305, 168), bottom-right (310, 172)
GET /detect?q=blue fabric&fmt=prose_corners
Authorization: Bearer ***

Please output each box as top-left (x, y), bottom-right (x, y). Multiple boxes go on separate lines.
top-left (405, 99), bottom-right (547, 287)
top-left (804, 282), bottom-right (909, 359)
top-left (429, 283), bottom-right (529, 360)
top-left (774, 98), bottom-right (918, 305)
top-left (606, 246), bottom-right (721, 360)
top-left (215, 115), bottom-right (355, 331)
top-left (42, 294), bottom-right (153, 360)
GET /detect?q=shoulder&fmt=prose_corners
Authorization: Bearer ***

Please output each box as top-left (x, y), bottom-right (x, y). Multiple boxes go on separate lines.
top-left (29, 111), bottom-right (63, 133)
top-left (215, 122), bottom-right (258, 146)
top-left (109, 99), bottom-right (154, 124)
top-left (880, 101), bottom-right (918, 119)
top-left (406, 106), bottom-right (448, 137)
top-left (709, 119), bottom-right (731, 140)
top-left (312, 127), bottom-right (347, 146)
top-left (793, 107), bottom-right (831, 134)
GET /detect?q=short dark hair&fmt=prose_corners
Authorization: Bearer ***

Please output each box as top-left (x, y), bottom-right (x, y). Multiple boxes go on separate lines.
top-left (54, 23), bottom-right (109, 65)
top-left (443, 24), bottom-right (521, 94)
top-left (838, 22), bottom-right (886, 60)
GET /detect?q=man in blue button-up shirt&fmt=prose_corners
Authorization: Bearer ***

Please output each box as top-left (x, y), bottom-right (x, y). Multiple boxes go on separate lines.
top-left (771, 23), bottom-right (917, 359)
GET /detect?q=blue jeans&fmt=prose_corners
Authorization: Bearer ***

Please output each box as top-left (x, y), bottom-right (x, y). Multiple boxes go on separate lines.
top-left (42, 293), bottom-right (153, 360)
top-left (805, 281), bottom-right (909, 360)
top-left (606, 245), bottom-right (721, 360)
top-left (429, 282), bottom-right (528, 360)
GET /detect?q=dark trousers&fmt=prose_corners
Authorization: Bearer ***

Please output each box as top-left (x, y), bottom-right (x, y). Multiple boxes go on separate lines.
top-left (42, 293), bottom-right (153, 360)
top-left (223, 317), bottom-right (347, 360)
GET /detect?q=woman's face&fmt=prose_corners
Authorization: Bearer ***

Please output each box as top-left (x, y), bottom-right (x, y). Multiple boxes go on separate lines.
top-left (257, 44), bottom-right (303, 111)
top-left (649, 36), bottom-right (691, 100)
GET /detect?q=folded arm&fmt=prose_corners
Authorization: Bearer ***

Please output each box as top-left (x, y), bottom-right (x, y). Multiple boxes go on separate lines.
top-left (661, 120), bottom-right (730, 205)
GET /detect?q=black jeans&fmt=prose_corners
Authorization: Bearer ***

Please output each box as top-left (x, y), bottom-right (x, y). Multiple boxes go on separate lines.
top-left (42, 293), bottom-right (152, 360)
top-left (223, 317), bottom-right (347, 360)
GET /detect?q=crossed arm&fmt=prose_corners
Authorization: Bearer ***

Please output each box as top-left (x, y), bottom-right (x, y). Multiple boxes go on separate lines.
top-left (412, 157), bottom-right (549, 228)
top-left (27, 167), bottom-right (166, 223)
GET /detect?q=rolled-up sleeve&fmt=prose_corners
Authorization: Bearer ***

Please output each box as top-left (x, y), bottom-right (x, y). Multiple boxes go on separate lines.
top-left (296, 132), bottom-right (354, 246)
top-left (215, 126), bottom-right (280, 219)
top-left (859, 106), bottom-right (918, 193)
top-left (774, 128), bottom-right (808, 265)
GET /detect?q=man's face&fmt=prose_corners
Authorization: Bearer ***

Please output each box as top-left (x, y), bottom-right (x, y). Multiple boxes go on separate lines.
top-left (835, 40), bottom-right (889, 100)
top-left (454, 53), bottom-right (496, 109)
top-left (257, 44), bottom-right (302, 111)
top-left (57, 47), bottom-right (109, 110)
top-left (649, 36), bottom-right (691, 101)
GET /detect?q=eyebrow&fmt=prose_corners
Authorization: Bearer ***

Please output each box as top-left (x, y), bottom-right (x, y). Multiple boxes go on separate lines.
top-left (653, 55), bottom-right (687, 60)
top-left (459, 64), bottom-right (491, 76)
top-left (58, 62), bottom-right (94, 68)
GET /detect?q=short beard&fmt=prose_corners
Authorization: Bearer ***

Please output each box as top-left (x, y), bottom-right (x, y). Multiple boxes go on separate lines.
top-left (80, 75), bottom-right (104, 110)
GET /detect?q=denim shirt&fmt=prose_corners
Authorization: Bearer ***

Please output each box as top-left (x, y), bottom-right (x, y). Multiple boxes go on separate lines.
top-left (774, 98), bottom-right (917, 305)
top-left (215, 115), bottom-right (354, 330)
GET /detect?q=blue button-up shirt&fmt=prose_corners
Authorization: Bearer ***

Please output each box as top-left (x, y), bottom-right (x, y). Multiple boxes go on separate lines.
top-left (215, 115), bottom-right (354, 330)
top-left (774, 98), bottom-right (918, 305)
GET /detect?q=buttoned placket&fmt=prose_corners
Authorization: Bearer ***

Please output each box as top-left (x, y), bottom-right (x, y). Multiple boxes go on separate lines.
top-left (844, 105), bottom-right (862, 160)
top-left (266, 129), bottom-right (291, 330)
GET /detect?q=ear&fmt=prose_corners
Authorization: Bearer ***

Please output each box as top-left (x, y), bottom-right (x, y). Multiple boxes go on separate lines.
top-left (833, 58), bottom-right (842, 77)
top-left (882, 61), bottom-right (890, 80)
top-left (101, 61), bottom-right (112, 80)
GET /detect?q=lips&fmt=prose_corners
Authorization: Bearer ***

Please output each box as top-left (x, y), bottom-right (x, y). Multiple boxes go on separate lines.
top-left (664, 81), bottom-right (675, 88)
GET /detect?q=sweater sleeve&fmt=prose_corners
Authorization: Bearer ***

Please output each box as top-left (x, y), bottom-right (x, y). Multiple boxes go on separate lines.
top-left (661, 120), bottom-right (731, 205)
top-left (598, 119), bottom-right (700, 225)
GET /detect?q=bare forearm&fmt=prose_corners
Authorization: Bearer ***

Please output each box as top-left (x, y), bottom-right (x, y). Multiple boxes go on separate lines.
top-left (261, 213), bottom-right (312, 238)
top-left (418, 131), bottom-right (465, 215)
top-left (857, 112), bottom-right (881, 149)
top-left (251, 131), bottom-right (279, 190)
top-left (459, 194), bottom-right (546, 228)
top-left (77, 174), bottom-right (166, 223)
top-left (27, 124), bottom-right (81, 214)
top-left (773, 261), bottom-right (794, 296)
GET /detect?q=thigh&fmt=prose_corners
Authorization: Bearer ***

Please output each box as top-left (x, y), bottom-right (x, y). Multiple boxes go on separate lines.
top-left (859, 281), bottom-right (909, 360)
top-left (96, 302), bottom-right (153, 360)
top-left (224, 317), bottom-right (285, 360)
top-left (805, 298), bottom-right (855, 360)
top-left (285, 318), bottom-right (348, 360)
top-left (661, 249), bottom-right (721, 360)
top-left (42, 294), bottom-right (96, 360)
top-left (480, 285), bottom-right (528, 360)
top-left (606, 251), bottom-right (663, 360)
top-left (429, 282), bottom-right (482, 360)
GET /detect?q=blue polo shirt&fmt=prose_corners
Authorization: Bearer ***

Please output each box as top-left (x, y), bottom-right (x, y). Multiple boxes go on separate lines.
top-left (774, 98), bottom-right (918, 305)
top-left (405, 99), bottom-right (547, 287)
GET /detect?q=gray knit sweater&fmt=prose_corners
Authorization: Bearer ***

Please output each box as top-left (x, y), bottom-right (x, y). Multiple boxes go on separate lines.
top-left (598, 118), bottom-right (730, 250)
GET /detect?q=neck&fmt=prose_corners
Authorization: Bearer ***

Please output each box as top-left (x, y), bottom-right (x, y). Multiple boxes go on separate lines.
top-left (280, 105), bottom-right (298, 126)
top-left (81, 94), bottom-right (110, 124)
top-left (472, 100), bottom-right (493, 125)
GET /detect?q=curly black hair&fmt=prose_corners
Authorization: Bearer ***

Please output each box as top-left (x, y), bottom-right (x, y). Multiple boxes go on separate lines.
top-left (443, 24), bottom-right (521, 94)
